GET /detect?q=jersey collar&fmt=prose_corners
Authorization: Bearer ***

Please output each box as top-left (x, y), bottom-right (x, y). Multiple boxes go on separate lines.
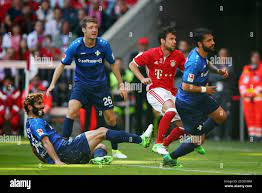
top-left (82, 37), bottom-right (97, 48)
top-left (158, 46), bottom-right (177, 58)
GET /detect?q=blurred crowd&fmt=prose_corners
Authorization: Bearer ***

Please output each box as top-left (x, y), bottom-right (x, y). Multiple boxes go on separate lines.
top-left (0, 0), bottom-right (138, 135)
top-left (0, 1), bottom-right (261, 142)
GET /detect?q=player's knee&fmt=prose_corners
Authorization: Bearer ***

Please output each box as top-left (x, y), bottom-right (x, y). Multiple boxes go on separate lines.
top-left (67, 108), bottom-right (78, 119)
top-left (106, 116), bottom-right (117, 126)
top-left (217, 110), bottom-right (228, 124)
top-left (95, 143), bottom-right (107, 151)
top-left (97, 127), bottom-right (108, 139)
top-left (162, 100), bottom-right (175, 113)
top-left (164, 108), bottom-right (176, 117)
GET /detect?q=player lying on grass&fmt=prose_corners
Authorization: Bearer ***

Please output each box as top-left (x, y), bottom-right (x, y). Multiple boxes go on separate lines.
top-left (162, 28), bottom-right (228, 167)
top-left (129, 26), bottom-right (205, 155)
top-left (24, 93), bottom-right (153, 165)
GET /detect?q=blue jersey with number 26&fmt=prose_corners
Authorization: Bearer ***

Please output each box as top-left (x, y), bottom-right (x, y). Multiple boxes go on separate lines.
top-left (61, 37), bottom-right (115, 87)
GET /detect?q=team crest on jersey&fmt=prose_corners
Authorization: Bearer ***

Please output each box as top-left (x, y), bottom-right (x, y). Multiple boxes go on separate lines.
top-left (62, 54), bottom-right (66, 61)
top-left (187, 73), bottom-right (195, 82)
top-left (243, 76), bottom-right (249, 83)
top-left (170, 60), bottom-right (176, 67)
top-left (95, 50), bottom-right (101, 56)
top-left (36, 129), bottom-right (43, 136)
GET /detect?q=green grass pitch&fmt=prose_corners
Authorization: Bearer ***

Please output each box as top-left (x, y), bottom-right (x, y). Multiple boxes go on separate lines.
top-left (0, 137), bottom-right (261, 175)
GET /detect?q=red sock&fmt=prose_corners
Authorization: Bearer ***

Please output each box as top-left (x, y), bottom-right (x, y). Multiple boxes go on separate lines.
top-left (163, 127), bottom-right (186, 146)
top-left (156, 111), bottom-right (176, 143)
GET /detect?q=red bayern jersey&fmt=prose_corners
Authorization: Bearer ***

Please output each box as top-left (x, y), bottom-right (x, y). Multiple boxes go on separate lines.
top-left (0, 88), bottom-right (21, 115)
top-left (133, 46), bottom-right (185, 95)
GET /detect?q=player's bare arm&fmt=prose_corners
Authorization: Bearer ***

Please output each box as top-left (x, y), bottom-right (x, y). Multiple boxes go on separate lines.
top-left (111, 63), bottom-right (128, 100)
top-left (41, 136), bottom-right (65, 165)
top-left (182, 82), bottom-right (216, 95)
top-left (129, 62), bottom-right (152, 84)
top-left (207, 61), bottom-right (229, 78)
top-left (46, 63), bottom-right (65, 96)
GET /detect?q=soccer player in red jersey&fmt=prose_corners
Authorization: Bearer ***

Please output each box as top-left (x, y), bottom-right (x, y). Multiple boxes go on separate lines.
top-left (129, 26), bottom-right (205, 155)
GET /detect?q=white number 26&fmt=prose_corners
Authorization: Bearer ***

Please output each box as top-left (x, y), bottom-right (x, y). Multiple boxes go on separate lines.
top-left (103, 96), bottom-right (113, 106)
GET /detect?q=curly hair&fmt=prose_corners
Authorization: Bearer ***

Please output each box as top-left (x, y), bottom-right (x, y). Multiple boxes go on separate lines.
top-left (24, 93), bottom-right (43, 114)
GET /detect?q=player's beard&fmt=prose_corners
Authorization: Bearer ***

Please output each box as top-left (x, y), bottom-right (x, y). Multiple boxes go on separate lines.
top-left (202, 44), bottom-right (215, 53)
top-left (165, 44), bottom-right (175, 52)
top-left (32, 105), bottom-right (45, 117)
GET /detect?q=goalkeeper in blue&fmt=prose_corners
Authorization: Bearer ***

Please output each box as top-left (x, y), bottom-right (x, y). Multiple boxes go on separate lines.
top-left (24, 93), bottom-right (152, 165)
top-left (163, 28), bottom-right (229, 167)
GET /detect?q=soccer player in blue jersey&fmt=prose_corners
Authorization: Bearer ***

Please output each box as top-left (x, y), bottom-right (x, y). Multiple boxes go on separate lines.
top-left (24, 93), bottom-right (152, 164)
top-left (47, 17), bottom-right (128, 159)
top-left (163, 28), bottom-right (229, 167)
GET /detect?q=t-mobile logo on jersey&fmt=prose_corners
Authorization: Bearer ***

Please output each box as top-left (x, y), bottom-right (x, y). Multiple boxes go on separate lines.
top-left (155, 69), bottom-right (163, 79)
top-left (10, 179), bottom-right (31, 189)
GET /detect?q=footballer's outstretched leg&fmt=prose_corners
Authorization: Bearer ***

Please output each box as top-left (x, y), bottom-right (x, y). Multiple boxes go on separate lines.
top-left (85, 124), bottom-right (153, 153)
top-left (103, 109), bottom-right (127, 159)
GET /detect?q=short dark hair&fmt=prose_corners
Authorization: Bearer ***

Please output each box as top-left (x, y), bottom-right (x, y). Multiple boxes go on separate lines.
top-left (80, 17), bottom-right (98, 29)
top-left (158, 26), bottom-right (176, 44)
top-left (24, 93), bottom-right (43, 114)
top-left (193, 28), bottom-right (213, 47)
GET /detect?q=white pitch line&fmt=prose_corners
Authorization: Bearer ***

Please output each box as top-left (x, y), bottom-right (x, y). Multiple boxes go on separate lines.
top-left (118, 164), bottom-right (256, 175)
top-left (206, 146), bottom-right (262, 152)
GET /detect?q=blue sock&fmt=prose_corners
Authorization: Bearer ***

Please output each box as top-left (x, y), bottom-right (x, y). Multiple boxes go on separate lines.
top-left (106, 129), bottom-right (142, 144)
top-left (203, 118), bottom-right (218, 134)
top-left (170, 143), bottom-right (197, 159)
top-left (62, 117), bottom-right (74, 138)
top-left (93, 148), bottom-right (107, 158)
top-left (109, 125), bottom-right (119, 150)
top-left (170, 143), bottom-right (196, 159)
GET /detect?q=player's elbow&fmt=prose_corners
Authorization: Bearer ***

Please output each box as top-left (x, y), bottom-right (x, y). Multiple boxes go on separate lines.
top-left (41, 136), bottom-right (50, 147)
top-left (129, 62), bottom-right (136, 70)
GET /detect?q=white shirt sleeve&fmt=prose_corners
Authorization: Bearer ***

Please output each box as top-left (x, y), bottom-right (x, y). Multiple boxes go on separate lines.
top-left (2, 33), bottom-right (11, 49)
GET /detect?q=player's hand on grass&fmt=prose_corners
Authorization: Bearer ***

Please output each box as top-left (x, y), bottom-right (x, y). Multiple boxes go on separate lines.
top-left (55, 160), bottom-right (65, 165)
top-left (218, 68), bottom-right (229, 78)
top-left (46, 84), bottom-right (55, 96)
top-left (205, 83), bottom-right (217, 95)
top-left (141, 78), bottom-right (152, 85)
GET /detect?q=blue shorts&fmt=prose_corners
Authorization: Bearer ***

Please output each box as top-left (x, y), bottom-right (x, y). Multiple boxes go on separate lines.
top-left (57, 133), bottom-right (91, 164)
top-left (175, 94), bottom-right (219, 135)
top-left (70, 80), bottom-right (114, 111)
